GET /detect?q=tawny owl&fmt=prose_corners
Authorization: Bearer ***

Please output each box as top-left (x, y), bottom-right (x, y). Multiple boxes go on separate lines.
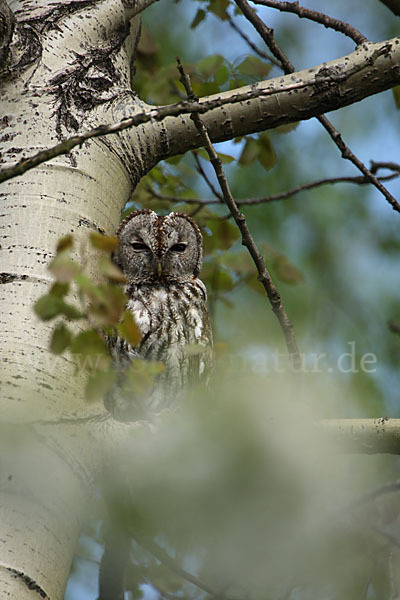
top-left (107, 209), bottom-right (213, 419)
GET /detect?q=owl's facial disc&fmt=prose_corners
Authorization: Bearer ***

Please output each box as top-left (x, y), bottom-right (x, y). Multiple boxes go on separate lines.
top-left (115, 210), bottom-right (203, 282)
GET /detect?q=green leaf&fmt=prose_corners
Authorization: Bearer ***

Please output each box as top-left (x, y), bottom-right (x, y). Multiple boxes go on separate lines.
top-left (217, 152), bottom-right (234, 163)
top-left (392, 85), bottom-right (400, 109)
top-left (206, 219), bottom-right (240, 251)
top-left (257, 132), bottom-right (276, 170)
top-left (50, 323), bottom-right (72, 354)
top-left (50, 282), bottom-right (69, 297)
top-left (70, 330), bottom-right (110, 372)
top-left (49, 252), bottom-right (81, 282)
top-left (239, 138), bottom-right (259, 166)
top-left (272, 255), bottom-right (305, 285)
top-left (191, 8), bottom-right (206, 28)
top-left (196, 54), bottom-right (224, 79)
top-left (61, 303), bottom-right (84, 320)
top-left (245, 272), bottom-right (265, 295)
top-left (89, 232), bottom-right (119, 252)
top-left (212, 269), bottom-right (235, 292)
top-left (118, 311), bottom-right (142, 347)
top-left (85, 368), bottom-right (117, 402)
top-left (273, 121), bottom-right (300, 134)
top-left (86, 285), bottom-right (127, 326)
top-left (208, 0), bottom-right (230, 20)
top-left (137, 28), bottom-right (158, 56)
top-left (236, 55), bottom-right (272, 79)
top-left (56, 235), bottom-right (73, 253)
top-left (192, 80), bottom-right (222, 96)
top-left (99, 257), bottom-right (127, 283)
top-left (124, 358), bottom-right (164, 399)
top-left (215, 64), bottom-right (229, 86)
top-left (34, 294), bottom-right (66, 321)
top-left (34, 295), bottom-right (83, 321)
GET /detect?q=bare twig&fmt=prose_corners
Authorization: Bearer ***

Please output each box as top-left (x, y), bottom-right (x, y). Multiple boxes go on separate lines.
top-left (234, 0), bottom-right (400, 214)
top-left (193, 151), bottom-right (223, 200)
top-left (147, 170), bottom-right (400, 208)
top-left (316, 114), bottom-right (400, 214)
top-left (371, 161), bottom-right (400, 174)
top-left (234, 0), bottom-right (294, 71)
top-left (227, 14), bottom-right (281, 66)
top-left (134, 534), bottom-right (228, 598)
top-left (176, 57), bottom-right (301, 367)
top-left (252, 0), bottom-right (367, 45)
top-left (354, 479), bottom-right (400, 506)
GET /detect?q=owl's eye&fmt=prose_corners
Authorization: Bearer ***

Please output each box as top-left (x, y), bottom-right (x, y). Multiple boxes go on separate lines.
top-left (131, 242), bottom-right (149, 250)
top-left (171, 243), bottom-right (187, 252)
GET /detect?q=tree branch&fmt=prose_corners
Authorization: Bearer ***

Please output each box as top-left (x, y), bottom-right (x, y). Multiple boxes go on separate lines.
top-left (233, 0), bottom-right (400, 213)
top-left (2, 38), bottom-right (400, 189)
top-left (147, 169), bottom-right (400, 207)
top-left (320, 418), bottom-right (400, 454)
top-left (252, 0), bottom-right (367, 45)
top-left (227, 13), bottom-right (281, 66)
top-left (377, 0), bottom-right (400, 16)
top-left (177, 58), bottom-right (301, 367)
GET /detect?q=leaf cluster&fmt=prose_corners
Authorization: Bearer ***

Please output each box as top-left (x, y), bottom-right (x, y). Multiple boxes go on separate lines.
top-left (33, 233), bottom-right (149, 401)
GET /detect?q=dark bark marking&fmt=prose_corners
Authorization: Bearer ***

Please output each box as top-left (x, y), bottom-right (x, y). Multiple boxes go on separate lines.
top-left (0, 272), bottom-right (29, 284)
top-left (7, 568), bottom-right (50, 599)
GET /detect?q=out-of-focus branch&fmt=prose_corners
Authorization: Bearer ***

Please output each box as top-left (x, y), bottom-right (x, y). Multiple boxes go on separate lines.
top-left (147, 169), bottom-right (400, 208)
top-left (177, 58), bottom-right (301, 368)
top-left (134, 534), bottom-right (227, 597)
top-left (253, 0), bottom-right (367, 45)
top-left (377, 0), bottom-right (400, 16)
top-left (193, 151), bottom-right (223, 200)
top-left (233, 0), bottom-right (400, 214)
top-left (320, 418), bottom-right (400, 454)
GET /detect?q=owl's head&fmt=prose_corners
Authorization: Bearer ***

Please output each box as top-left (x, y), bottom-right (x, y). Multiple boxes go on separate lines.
top-left (114, 209), bottom-right (203, 283)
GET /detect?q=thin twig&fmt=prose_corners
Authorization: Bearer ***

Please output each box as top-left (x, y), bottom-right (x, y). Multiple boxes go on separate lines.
top-left (176, 57), bottom-right (301, 367)
top-left (227, 14), bottom-right (281, 66)
top-left (147, 170), bottom-right (400, 208)
top-left (371, 161), bottom-right (400, 174)
top-left (234, 0), bottom-right (294, 72)
top-left (252, 0), bottom-right (367, 45)
top-left (353, 479), bottom-right (400, 506)
top-left (134, 534), bottom-right (228, 599)
top-left (233, 0), bottom-right (400, 214)
top-left (193, 151), bottom-right (223, 200)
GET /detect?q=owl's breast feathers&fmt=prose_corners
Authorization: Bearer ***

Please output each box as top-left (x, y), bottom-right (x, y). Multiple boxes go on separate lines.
top-left (108, 278), bottom-right (213, 412)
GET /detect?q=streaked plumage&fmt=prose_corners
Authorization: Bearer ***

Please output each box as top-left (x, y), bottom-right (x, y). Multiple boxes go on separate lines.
top-left (108, 209), bottom-right (213, 418)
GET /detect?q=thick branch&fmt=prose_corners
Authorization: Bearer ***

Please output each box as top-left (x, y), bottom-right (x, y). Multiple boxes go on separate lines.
top-left (2, 38), bottom-right (400, 186)
top-left (321, 418), bottom-right (400, 454)
top-left (378, 0), bottom-right (400, 16)
top-left (149, 37), bottom-right (400, 160)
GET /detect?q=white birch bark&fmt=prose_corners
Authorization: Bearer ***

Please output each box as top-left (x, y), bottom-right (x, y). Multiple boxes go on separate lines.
top-left (1, 0), bottom-right (400, 597)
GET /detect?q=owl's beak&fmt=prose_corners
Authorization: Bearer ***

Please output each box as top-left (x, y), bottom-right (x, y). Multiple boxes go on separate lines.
top-left (156, 261), bottom-right (162, 278)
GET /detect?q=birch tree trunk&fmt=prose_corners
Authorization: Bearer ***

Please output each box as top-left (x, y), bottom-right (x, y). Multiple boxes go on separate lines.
top-left (1, 0), bottom-right (400, 598)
